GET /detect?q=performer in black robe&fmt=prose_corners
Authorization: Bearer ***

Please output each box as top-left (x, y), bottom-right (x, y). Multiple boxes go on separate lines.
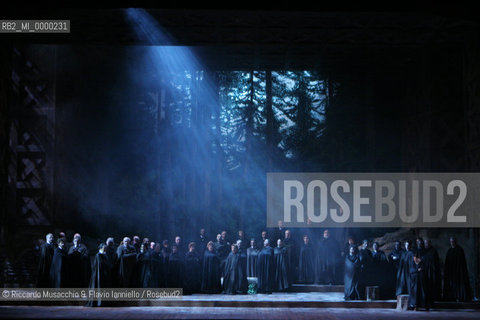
top-left (167, 245), bottom-right (184, 288)
top-left (50, 238), bottom-right (67, 288)
top-left (274, 239), bottom-right (289, 291)
top-left (174, 236), bottom-right (185, 256)
top-left (197, 228), bottom-right (209, 259)
top-left (136, 244), bottom-right (151, 288)
top-left (86, 244), bottom-right (113, 307)
top-left (105, 238), bottom-right (117, 267)
top-left (388, 241), bottom-right (403, 277)
top-left (116, 237), bottom-right (137, 288)
top-left (150, 244), bottom-right (164, 287)
top-left (409, 254), bottom-right (429, 310)
top-left (271, 220), bottom-right (285, 246)
top-left (236, 240), bottom-right (248, 280)
top-left (260, 231), bottom-right (270, 246)
top-left (223, 244), bottom-right (247, 294)
top-left (388, 240), bottom-right (403, 298)
top-left (315, 229), bottom-right (341, 284)
top-left (358, 240), bottom-right (373, 299)
top-left (443, 237), bottom-right (472, 302)
top-left (257, 239), bottom-right (275, 293)
top-left (184, 242), bottom-right (201, 294)
top-left (160, 240), bottom-right (171, 287)
top-left (246, 239), bottom-right (259, 278)
top-left (132, 236), bottom-right (141, 253)
top-left (396, 240), bottom-right (414, 296)
top-left (67, 233), bottom-right (90, 288)
top-left (371, 242), bottom-right (389, 298)
top-left (283, 229), bottom-right (297, 285)
top-left (415, 237), bottom-right (425, 257)
top-left (422, 239), bottom-right (440, 303)
top-left (201, 241), bottom-right (222, 293)
top-left (237, 230), bottom-right (247, 250)
top-left (214, 233), bottom-right (229, 274)
top-left (344, 245), bottom-right (361, 300)
top-left (36, 233), bottom-right (55, 287)
top-left (343, 237), bottom-right (356, 257)
top-left (298, 235), bottom-right (315, 284)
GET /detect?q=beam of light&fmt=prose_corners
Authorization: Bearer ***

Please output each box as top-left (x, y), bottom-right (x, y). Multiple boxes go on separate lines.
top-left (124, 8), bottom-right (269, 236)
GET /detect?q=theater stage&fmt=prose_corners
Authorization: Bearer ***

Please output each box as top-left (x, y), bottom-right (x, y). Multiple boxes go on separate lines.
top-left (1, 285), bottom-right (480, 319)
top-left (1, 305), bottom-right (480, 320)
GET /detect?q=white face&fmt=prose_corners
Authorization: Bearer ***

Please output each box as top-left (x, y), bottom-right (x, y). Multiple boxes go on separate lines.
top-left (236, 240), bottom-right (242, 247)
top-left (46, 234), bottom-right (54, 243)
top-left (277, 239), bottom-right (282, 247)
top-left (264, 239), bottom-right (269, 247)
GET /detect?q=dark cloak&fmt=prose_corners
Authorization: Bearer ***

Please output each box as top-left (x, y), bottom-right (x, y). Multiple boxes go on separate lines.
top-left (86, 252), bottom-right (113, 307)
top-left (315, 237), bottom-right (341, 284)
top-left (274, 247), bottom-right (289, 291)
top-left (298, 243), bottom-right (315, 284)
top-left (50, 247), bottom-right (67, 288)
top-left (214, 240), bottom-right (229, 274)
top-left (283, 237), bottom-right (297, 285)
top-left (201, 250), bottom-right (222, 293)
top-left (167, 251), bottom-right (184, 289)
top-left (408, 260), bottom-right (429, 309)
top-left (67, 243), bottom-right (90, 288)
top-left (358, 248), bottom-right (373, 298)
top-left (371, 250), bottom-right (389, 298)
top-left (422, 246), bottom-right (441, 303)
top-left (184, 251), bottom-right (201, 294)
top-left (344, 253), bottom-right (361, 300)
top-left (443, 246), bottom-right (472, 302)
top-left (396, 249), bottom-right (414, 296)
top-left (223, 252), bottom-right (248, 294)
top-left (257, 246), bottom-right (275, 293)
top-left (116, 244), bottom-right (137, 288)
top-left (36, 242), bottom-right (54, 287)
top-left (246, 246), bottom-right (259, 278)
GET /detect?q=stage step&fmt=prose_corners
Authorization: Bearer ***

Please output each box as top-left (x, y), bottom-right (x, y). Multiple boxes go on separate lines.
top-left (287, 284), bottom-right (344, 292)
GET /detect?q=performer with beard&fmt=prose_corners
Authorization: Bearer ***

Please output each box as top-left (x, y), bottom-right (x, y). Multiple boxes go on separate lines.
top-left (222, 244), bottom-right (247, 294)
top-left (298, 235), bottom-right (315, 284)
top-left (184, 242), bottom-right (201, 295)
top-left (50, 238), bottom-right (67, 288)
top-left (116, 237), bottom-right (137, 288)
top-left (246, 239), bottom-right (259, 278)
top-left (409, 253), bottom-right (429, 311)
top-left (201, 241), bottom-right (222, 293)
top-left (274, 239), bottom-right (289, 291)
top-left (443, 237), bottom-right (472, 302)
top-left (86, 244), bottom-right (113, 307)
top-left (36, 233), bottom-right (55, 287)
top-left (344, 245), bottom-right (361, 300)
top-left (257, 239), bottom-right (275, 294)
top-left (67, 233), bottom-right (90, 288)
top-left (315, 229), bottom-right (341, 285)
top-left (396, 240), bottom-right (414, 296)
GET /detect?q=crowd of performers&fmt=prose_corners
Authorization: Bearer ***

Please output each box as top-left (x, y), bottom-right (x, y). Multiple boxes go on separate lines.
top-left (36, 227), bottom-right (472, 310)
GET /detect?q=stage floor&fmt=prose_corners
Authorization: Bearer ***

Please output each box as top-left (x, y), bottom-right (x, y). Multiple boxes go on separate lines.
top-left (1, 306), bottom-right (480, 320)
